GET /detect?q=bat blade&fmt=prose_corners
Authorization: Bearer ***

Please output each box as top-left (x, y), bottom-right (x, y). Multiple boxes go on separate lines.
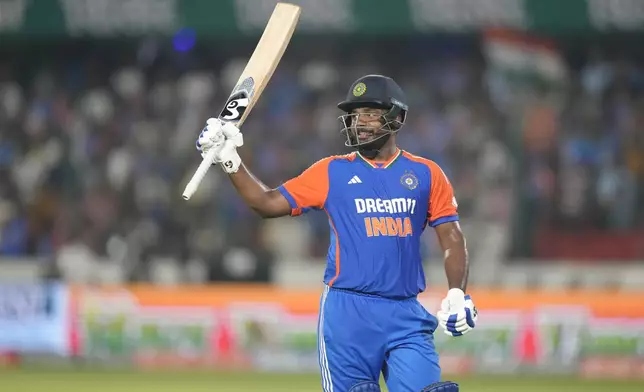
top-left (182, 2), bottom-right (301, 201)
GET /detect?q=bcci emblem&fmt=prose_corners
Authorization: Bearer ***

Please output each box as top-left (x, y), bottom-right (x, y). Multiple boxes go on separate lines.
top-left (353, 82), bottom-right (366, 97)
top-left (401, 172), bottom-right (418, 190)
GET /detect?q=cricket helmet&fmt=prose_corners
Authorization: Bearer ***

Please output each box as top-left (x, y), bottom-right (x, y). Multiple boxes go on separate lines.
top-left (337, 75), bottom-right (408, 156)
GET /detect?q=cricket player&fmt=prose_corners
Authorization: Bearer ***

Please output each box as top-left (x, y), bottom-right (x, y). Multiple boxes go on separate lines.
top-left (196, 75), bottom-right (477, 392)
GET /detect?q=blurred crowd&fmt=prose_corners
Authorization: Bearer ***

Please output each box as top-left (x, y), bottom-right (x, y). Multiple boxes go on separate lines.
top-left (3, 36), bottom-right (641, 282)
top-left (522, 50), bottom-right (644, 230)
top-left (503, 45), bottom-right (644, 260)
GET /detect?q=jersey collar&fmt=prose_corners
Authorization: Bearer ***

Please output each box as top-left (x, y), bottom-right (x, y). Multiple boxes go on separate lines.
top-left (356, 148), bottom-right (402, 169)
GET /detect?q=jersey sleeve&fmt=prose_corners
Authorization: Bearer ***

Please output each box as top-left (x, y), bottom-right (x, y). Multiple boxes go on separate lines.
top-left (427, 162), bottom-right (459, 227)
top-left (277, 157), bottom-right (331, 216)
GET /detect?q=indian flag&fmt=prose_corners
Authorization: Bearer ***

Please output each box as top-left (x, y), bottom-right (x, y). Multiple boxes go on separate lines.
top-left (483, 28), bottom-right (568, 87)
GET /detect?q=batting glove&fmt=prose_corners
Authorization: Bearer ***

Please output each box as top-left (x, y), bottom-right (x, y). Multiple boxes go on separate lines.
top-left (196, 118), bottom-right (225, 161)
top-left (211, 118), bottom-right (243, 174)
top-left (437, 288), bottom-right (478, 337)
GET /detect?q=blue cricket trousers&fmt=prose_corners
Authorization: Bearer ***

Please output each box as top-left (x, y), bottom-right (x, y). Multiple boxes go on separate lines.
top-left (318, 285), bottom-right (441, 392)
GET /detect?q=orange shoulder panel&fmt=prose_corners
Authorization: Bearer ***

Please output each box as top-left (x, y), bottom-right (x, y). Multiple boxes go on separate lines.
top-left (282, 155), bottom-right (343, 210)
top-left (402, 151), bottom-right (458, 222)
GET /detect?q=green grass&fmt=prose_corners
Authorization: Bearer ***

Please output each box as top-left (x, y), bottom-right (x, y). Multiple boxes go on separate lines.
top-left (2, 368), bottom-right (643, 392)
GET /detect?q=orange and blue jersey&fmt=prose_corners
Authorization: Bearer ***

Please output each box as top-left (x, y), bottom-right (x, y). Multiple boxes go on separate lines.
top-left (277, 148), bottom-right (458, 299)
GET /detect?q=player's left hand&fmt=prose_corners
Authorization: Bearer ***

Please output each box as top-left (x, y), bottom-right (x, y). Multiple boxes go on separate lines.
top-left (437, 288), bottom-right (478, 337)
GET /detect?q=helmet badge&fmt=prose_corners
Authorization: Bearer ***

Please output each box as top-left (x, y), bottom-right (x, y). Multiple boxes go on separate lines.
top-left (352, 82), bottom-right (366, 97)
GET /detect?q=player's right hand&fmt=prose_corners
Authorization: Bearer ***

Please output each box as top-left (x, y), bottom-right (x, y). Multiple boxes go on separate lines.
top-left (201, 118), bottom-right (244, 174)
top-left (196, 118), bottom-right (225, 162)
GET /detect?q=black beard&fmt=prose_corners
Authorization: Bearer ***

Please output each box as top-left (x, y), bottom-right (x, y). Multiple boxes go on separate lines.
top-left (357, 133), bottom-right (391, 159)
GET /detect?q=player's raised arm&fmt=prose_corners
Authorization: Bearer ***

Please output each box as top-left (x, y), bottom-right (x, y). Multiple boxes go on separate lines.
top-left (195, 118), bottom-right (289, 218)
top-left (228, 163), bottom-right (292, 218)
top-left (196, 118), bottom-right (329, 219)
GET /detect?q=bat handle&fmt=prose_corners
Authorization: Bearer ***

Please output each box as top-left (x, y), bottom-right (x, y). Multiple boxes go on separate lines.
top-left (182, 148), bottom-right (218, 200)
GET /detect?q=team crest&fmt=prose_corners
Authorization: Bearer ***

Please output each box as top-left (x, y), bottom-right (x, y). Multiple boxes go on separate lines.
top-left (400, 172), bottom-right (418, 190)
top-left (353, 82), bottom-right (366, 97)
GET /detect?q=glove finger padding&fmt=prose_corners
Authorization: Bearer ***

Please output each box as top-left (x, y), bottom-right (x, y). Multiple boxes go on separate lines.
top-left (196, 126), bottom-right (207, 151)
top-left (439, 314), bottom-right (470, 330)
top-left (439, 306), bottom-right (476, 327)
top-left (221, 121), bottom-right (241, 139)
top-left (198, 136), bottom-right (224, 160)
top-left (464, 296), bottom-right (478, 327)
top-left (465, 307), bottom-right (477, 328)
top-left (444, 327), bottom-right (472, 337)
top-left (198, 132), bottom-right (223, 148)
top-left (442, 317), bottom-right (470, 334)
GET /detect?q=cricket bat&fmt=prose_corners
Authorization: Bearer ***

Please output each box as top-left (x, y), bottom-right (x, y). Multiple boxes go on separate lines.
top-left (182, 2), bottom-right (301, 200)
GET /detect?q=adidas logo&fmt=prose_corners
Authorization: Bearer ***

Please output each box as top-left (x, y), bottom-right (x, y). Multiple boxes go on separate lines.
top-left (348, 175), bottom-right (362, 184)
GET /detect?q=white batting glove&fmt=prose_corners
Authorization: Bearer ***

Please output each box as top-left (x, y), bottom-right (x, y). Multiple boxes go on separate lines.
top-left (437, 288), bottom-right (478, 337)
top-left (212, 118), bottom-right (244, 174)
top-left (196, 118), bottom-right (225, 162)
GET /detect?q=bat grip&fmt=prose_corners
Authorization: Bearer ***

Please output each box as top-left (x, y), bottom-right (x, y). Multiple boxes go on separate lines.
top-left (182, 148), bottom-right (218, 200)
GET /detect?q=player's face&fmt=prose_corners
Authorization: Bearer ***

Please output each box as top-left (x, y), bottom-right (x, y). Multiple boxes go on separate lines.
top-left (350, 107), bottom-right (388, 142)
